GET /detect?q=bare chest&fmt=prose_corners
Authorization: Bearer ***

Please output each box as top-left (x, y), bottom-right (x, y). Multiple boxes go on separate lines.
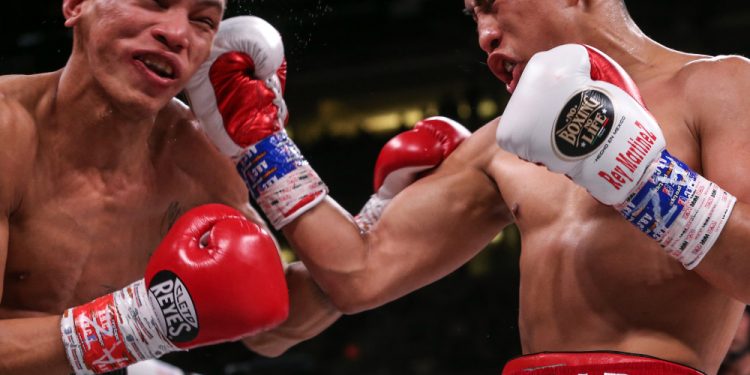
top-left (486, 89), bottom-right (739, 361)
top-left (3, 164), bottom-right (194, 313)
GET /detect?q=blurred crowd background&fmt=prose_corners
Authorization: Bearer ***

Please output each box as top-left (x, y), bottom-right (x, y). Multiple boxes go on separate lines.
top-left (2, 1), bottom-right (750, 374)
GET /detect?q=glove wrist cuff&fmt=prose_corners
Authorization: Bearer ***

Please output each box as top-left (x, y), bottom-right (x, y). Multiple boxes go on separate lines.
top-left (237, 131), bottom-right (328, 229)
top-left (616, 150), bottom-right (736, 269)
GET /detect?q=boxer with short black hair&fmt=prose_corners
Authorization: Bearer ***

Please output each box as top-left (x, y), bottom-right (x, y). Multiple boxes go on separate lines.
top-left (191, 0), bottom-right (750, 374)
top-left (0, 0), bottom-right (340, 374)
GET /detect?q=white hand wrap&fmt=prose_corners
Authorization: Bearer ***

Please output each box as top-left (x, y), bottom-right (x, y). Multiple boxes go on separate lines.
top-left (61, 280), bottom-right (179, 374)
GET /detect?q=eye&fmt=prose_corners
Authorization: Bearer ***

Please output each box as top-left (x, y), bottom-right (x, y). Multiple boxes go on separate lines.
top-left (198, 18), bottom-right (216, 29)
top-left (191, 16), bottom-right (218, 31)
top-left (153, 0), bottom-right (168, 9)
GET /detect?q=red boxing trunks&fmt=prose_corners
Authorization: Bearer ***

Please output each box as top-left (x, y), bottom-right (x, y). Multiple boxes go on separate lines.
top-left (502, 352), bottom-right (705, 375)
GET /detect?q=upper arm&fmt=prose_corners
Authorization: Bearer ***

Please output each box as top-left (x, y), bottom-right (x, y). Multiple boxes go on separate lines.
top-left (292, 123), bottom-right (512, 313)
top-left (689, 56), bottom-right (750, 198)
top-left (0, 95), bottom-right (36, 300)
top-left (685, 56), bottom-right (750, 300)
top-left (241, 262), bottom-right (341, 357)
top-left (364, 126), bottom-right (511, 302)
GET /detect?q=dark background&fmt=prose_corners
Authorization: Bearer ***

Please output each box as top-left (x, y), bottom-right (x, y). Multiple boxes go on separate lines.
top-left (2, 1), bottom-right (749, 374)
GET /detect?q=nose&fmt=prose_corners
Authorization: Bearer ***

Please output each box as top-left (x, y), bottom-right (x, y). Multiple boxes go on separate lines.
top-left (477, 15), bottom-right (501, 54)
top-left (151, 10), bottom-right (190, 52)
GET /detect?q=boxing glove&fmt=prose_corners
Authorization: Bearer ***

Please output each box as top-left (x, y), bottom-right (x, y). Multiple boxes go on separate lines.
top-left (186, 16), bottom-right (327, 229)
top-left (60, 204), bottom-right (289, 374)
top-left (355, 117), bottom-right (471, 231)
top-left (496, 44), bottom-right (735, 269)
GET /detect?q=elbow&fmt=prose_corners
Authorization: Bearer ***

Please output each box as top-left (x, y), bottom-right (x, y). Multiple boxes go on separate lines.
top-left (241, 335), bottom-right (293, 358)
top-left (248, 344), bottom-right (287, 359)
top-left (325, 283), bottom-right (392, 315)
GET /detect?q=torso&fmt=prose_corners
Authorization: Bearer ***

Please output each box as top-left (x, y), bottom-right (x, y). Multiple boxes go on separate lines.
top-left (0, 72), bottom-right (250, 315)
top-left (477, 54), bottom-right (744, 373)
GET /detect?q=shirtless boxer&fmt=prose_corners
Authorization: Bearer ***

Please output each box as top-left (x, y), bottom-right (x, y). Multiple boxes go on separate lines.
top-left (0, 0), bottom-right (340, 374)
top-left (187, 0), bottom-right (750, 374)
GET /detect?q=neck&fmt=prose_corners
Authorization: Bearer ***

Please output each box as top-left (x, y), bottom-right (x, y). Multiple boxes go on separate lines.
top-left (578, 12), bottom-right (681, 82)
top-left (50, 59), bottom-right (158, 171)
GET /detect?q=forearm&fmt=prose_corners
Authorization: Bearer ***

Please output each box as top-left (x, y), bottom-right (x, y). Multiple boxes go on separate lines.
top-left (694, 201), bottom-right (750, 303)
top-left (281, 165), bottom-right (509, 313)
top-left (242, 262), bottom-right (342, 356)
top-left (0, 315), bottom-right (72, 375)
top-left (281, 198), bottom-right (375, 312)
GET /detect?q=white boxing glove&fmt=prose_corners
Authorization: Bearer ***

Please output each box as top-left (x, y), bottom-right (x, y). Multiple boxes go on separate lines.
top-left (185, 16), bottom-right (327, 229)
top-left (496, 44), bottom-right (736, 269)
top-left (186, 16), bottom-right (287, 159)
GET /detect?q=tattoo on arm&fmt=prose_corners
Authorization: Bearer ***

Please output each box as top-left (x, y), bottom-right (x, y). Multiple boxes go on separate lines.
top-left (160, 201), bottom-right (184, 236)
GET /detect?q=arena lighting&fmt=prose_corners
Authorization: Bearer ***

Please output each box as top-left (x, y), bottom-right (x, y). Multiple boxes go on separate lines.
top-left (361, 112), bottom-right (402, 133)
top-left (477, 98), bottom-right (499, 119)
top-left (458, 101), bottom-right (472, 120)
top-left (403, 108), bottom-right (424, 128)
top-left (279, 247), bottom-right (297, 264)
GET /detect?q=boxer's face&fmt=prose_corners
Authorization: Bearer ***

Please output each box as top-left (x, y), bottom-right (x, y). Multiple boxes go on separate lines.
top-left (66, 0), bottom-right (225, 113)
top-left (464, 0), bottom-right (582, 93)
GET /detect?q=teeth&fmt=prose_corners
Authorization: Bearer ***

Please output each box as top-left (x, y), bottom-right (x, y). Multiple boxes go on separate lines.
top-left (504, 61), bottom-right (515, 74)
top-left (139, 56), bottom-right (174, 78)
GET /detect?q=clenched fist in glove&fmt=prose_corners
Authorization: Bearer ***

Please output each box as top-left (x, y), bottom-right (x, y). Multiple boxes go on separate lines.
top-left (496, 44), bottom-right (735, 269)
top-left (186, 16), bottom-right (327, 229)
top-left (356, 117), bottom-right (471, 231)
top-left (61, 205), bottom-right (289, 374)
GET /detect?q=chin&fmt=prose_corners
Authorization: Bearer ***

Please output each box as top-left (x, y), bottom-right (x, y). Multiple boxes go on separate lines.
top-left (100, 73), bottom-right (180, 117)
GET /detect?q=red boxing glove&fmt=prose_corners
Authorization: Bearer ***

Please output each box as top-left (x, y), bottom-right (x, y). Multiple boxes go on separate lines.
top-left (186, 16), bottom-right (327, 230)
top-left (355, 116), bottom-right (471, 231)
top-left (61, 204), bottom-right (289, 374)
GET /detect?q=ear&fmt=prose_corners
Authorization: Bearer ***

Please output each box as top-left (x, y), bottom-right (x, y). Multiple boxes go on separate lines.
top-left (62, 0), bottom-right (86, 27)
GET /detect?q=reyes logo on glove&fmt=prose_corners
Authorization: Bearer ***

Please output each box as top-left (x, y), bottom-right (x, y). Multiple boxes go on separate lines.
top-left (554, 89), bottom-right (614, 158)
top-left (148, 271), bottom-right (199, 342)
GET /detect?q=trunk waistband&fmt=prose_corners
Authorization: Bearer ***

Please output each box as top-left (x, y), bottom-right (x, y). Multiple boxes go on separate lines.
top-left (503, 351), bottom-right (705, 375)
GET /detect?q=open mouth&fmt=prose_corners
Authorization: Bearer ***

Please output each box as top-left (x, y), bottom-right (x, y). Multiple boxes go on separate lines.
top-left (134, 54), bottom-right (177, 80)
top-left (488, 54), bottom-right (516, 93)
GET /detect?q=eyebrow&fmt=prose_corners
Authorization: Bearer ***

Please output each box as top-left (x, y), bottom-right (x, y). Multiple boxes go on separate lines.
top-left (196, 0), bottom-right (225, 13)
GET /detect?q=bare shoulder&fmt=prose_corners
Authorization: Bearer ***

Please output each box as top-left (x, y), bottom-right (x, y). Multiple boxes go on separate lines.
top-left (154, 98), bottom-right (202, 140)
top-left (152, 98), bottom-right (216, 161)
top-left (154, 98), bottom-right (249, 208)
top-left (675, 55), bottom-right (750, 196)
top-left (678, 54), bottom-right (750, 81)
top-left (439, 118), bottom-right (500, 173)
top-left (0, 82), bottom-right (39, 213)
top-left (676, 55), bottom-right (750, 131)
top-left (419, 117), bottom-right (509, 217)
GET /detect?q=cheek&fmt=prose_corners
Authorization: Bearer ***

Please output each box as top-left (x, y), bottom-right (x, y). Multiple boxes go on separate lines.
top-left (190, 37), bottom-right (214, 68)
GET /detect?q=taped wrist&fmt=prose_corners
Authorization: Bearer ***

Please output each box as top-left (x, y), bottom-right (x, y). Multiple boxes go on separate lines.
top-left (61, 280), bottom-right (179, 374)
top-left (616, 150), bottom-right (736, 269)
top-left (354, 194), bottom-right (390, 232)
top-left (236, 131), bottom-right (328, 229)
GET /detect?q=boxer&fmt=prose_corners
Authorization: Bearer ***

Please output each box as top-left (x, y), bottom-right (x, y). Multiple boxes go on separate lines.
top-left (0, 0), bottom-right (340, 374)
top-left (188, 0), bottom-right (750, 374)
